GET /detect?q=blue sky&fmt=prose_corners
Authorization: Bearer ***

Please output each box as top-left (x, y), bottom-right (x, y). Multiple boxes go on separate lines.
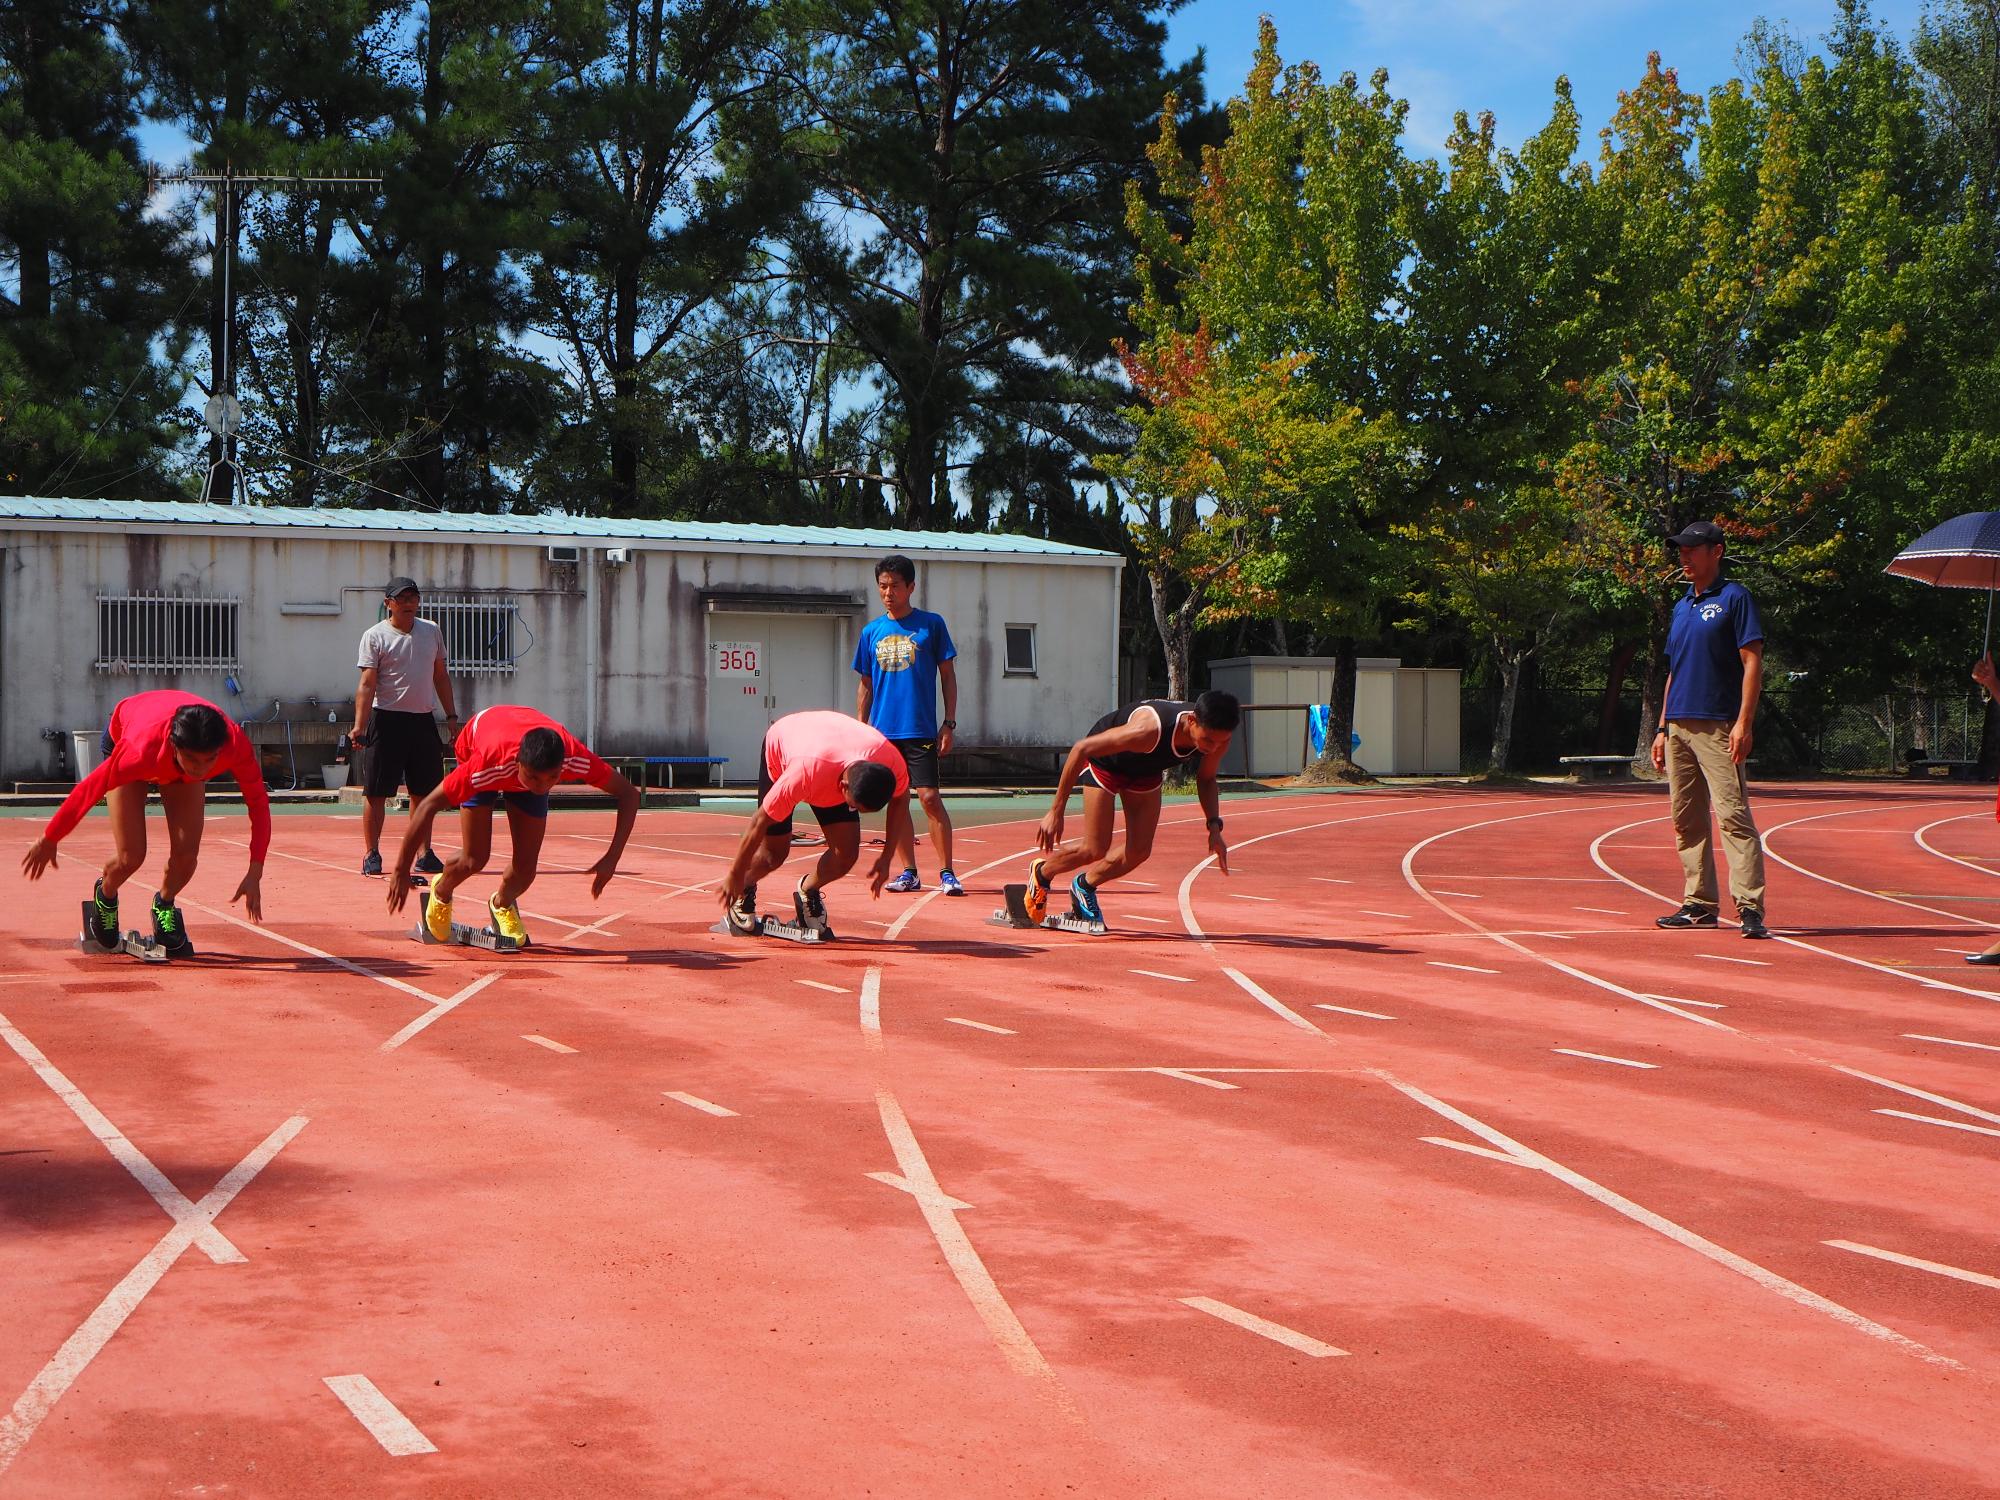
top-left (1165, 0), bottom-right (1926, 157)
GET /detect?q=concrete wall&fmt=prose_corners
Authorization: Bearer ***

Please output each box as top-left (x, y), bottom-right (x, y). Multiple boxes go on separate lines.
top-left (0, 524), bottom-right (1120, 783)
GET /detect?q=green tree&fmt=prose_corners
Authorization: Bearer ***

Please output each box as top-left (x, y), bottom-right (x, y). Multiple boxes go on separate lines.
top-left (1, 2), bottom-right (193, 498)
top-left (760, 0), bottom-right (1202, 526)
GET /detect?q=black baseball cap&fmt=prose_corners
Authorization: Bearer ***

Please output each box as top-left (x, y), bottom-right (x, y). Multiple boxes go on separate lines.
top-left (1666, 520), bottom-right (1725, 548)
top-left (383, 576), bottom-right (420, 598)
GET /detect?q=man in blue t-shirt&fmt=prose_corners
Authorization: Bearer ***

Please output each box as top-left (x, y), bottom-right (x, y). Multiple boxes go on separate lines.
top-left (1649, 520), bottom-right (1770, 939)
top-left (853, 554), bottom-right (963, 895)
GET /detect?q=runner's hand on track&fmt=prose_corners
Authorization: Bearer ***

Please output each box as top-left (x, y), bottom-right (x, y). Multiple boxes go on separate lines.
top-left (589, 854), bottom-right (616, 899)
top-left (20, 838), bottom-right (57, 880)
top-left (1208, 830), bottom-right (1229, 874)
top-left (1037, 810), bottom-right (1062, 851)
top-left (233, 869), bottom-right (263, 923)
top-left (386, 867), bottom-right (412, 915)
top-left (868, 851), bottom-right (891, 896)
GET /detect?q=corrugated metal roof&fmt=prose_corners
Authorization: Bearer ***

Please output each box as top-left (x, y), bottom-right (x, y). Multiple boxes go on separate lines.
top-left (0, 496), bottom-right (1119, 559)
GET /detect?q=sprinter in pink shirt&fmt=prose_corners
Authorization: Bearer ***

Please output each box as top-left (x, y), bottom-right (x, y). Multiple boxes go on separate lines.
top-left (21, 690), bottom-right (271, 955)
top-left (719, 709), bottom-right (910, 935)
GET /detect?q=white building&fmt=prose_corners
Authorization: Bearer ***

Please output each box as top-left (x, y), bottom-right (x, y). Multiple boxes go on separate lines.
top-left (0, 498), bottom-right (1122, 785)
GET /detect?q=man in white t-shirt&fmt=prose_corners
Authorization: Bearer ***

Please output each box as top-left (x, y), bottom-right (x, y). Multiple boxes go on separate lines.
top-left (354, 576), bottom-right (459, 877)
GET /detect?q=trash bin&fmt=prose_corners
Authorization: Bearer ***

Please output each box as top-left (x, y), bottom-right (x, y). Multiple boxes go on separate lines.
top-left (70, 729), bottom-right (103, 781)
top-left (321, 763), bottom-right (350, 790)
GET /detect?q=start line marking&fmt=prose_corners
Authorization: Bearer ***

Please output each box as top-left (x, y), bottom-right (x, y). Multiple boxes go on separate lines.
top-left (663, 1091), bottom-right (737, 1117)
top-left (1429, 961), bottom-right (1499, 975)
top-left (796, 979), bottom-right (848, 994)
top-left (1875, 1109), bottom-right (2000, 1140)
top-left (1553, 1048), bottom-right (1659, 1071)
top-left (1904, 1033), bottom-right (2000, 1055)
top-left (946, 1017), bottom-right (1016, 1035)
top-left (322, 1375), bottom-right (437, 1457)
top-left (1701, 953), bottom-right (1772, 967)
top-left (1178, 1297), bottom-right (1348, 1358)
top-left (522, 1034), bottom-right (577, 1054)
top-left (1131, 968), bottom-right (1194, 983)
top-left (1825, 1239), bottom-right (2000, 1293)
top-left (1314, 1003), bottom-right (1396, 1020)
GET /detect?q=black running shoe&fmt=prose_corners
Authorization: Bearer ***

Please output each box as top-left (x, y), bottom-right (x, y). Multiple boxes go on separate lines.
top-left (85, 880), bottom-right (120, 950)
top-left (361, 849), bottom-right (383, 877)
top-left (1655, 904), bottom-right (1718, 930)
top-left (795, 877), bottom-right (828, 930)
top-left (150, 893), bottom-right (193, 957)
top-left (1738, 907), bottom-right (1770, 940)
top-left (414, 849), bottom-right (445, 875)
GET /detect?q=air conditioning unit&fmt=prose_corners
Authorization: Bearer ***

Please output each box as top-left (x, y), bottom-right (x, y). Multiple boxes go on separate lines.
top-left (603, 546), bottom-right (631, 565)
top-left (547, 545), bottom-right (580, 564)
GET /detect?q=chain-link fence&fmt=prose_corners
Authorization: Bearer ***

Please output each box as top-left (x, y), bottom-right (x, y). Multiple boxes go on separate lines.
top-left (1462, 680), bottom-right (1991, 777)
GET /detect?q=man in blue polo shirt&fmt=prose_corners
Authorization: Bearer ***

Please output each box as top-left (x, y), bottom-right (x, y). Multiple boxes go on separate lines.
top-left (1650, 520), bottom-right (1769, 939)
top-left (854, 554), bottom-right (963, 895)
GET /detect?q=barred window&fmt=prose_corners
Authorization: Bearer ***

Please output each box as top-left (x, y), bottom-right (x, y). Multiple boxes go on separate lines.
top-left (422, 593), bottom-right (520, 675)
top-left (95, 594), bottom-right (241, 673)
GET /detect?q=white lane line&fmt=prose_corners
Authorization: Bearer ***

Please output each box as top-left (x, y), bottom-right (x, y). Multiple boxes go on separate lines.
top-left (1825, 1239), bottom-right (2000, 1292)
top-left (796, 979), bottom-right (848, 994)
top-left (522, 1034), bottom-right (577, 1054)
top-left (946, 1017), bottom-right (1016, 1034)
top-left (1406, 811), bottom-right (1734, 1033)
top-left (0, 1116), bottom-right (308, 1476)
top-left (522, 908), bottom-right (625, 940)
top-left (322, 1375), bottom-right (438, 1457)
top-left (1311, 877), bottom-right (1351, 884)
top-left (1421, 1136), bottom-right (1536, 1168)
top-left (1553, 1047), bottom-right (1659, 1070)
top-left (663, 1091), bottom-right (737, 1117)
top-left (1151, 1068), bottom-right (1240, 1091)
top-left (1429, 961), bottom-right (1499, 975)
top-left (1229, 893), bottom-right (1277, 902)
top-left (859, 965), bottom-right (882, 1046)
top-left (1875, 1108), bottom-right (2000, 1140)
top-left (1700, 953), bottom-right (1772, 967)
top-left (1576, 906), bottom-right (1628, 916)
top-left (1124, 880), bottom-right (1159, 888)
top-left (1220, 967), bottom-right (1322, 1034)
top-left (187, 900), bottom-right (443, 1007)
top-left (872, 1090), bottom-right (1070, 1402)
top-left (1433, 890), bottom-right (1481, 898)
top-left (1178, 1297), bottom-right (1348, 1358)
top-left (0, 1012), bottom-right (242, 1264)
top-left (1131, 968), bottom-right (1193, 983)
top-left (1938, 948), bottom-right (1984, 957)
top-left (1833, 1064), bottom-right (2000, 1127)
top-left (377, 973), bottom-right (503, 1053)
top-left (1640, 992), bottom-right (1726, 1009)
top-left (1904, 1033), bottom-right (2000, 1054)
top-left (1125, 914), bottom-right (1170, 924)
top-left (1359, 910), bottom-right (1410, 920)
top-left (1314, 1003), bottom-right (1396, 1020)
top-left (867, 1171), bottom-right (972, 1211)
top-left (1374, 1070), bottom-right (1957, 1368)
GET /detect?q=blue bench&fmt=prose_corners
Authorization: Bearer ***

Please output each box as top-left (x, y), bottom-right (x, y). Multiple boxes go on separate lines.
top-left (610, 755), bottom-right (729, 789)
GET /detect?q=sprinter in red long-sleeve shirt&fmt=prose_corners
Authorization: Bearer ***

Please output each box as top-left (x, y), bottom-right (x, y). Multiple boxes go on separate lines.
top-left (20, 690), bottom-right (271, 955)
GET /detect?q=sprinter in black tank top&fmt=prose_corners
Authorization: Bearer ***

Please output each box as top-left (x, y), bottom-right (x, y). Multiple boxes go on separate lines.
top-left (1021, 691), bottom-right (1241, 927)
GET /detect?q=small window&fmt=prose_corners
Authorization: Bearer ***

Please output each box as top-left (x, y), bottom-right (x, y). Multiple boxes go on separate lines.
top-left (96, 594), bottom-right (241, 673)
top-left (422, 593), bottom-right (520, 675)
top-left (1004, 623), bottom-right (1037, 676)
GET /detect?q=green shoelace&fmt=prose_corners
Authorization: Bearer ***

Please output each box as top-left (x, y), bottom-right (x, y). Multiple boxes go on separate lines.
top-left (153, 902), bottom-right (180, 937)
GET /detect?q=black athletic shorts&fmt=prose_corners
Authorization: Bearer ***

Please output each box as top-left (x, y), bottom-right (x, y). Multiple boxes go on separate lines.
top-left (362, 709), bottom-right (446, 800)
top-left (892, 737), bottom-right (941, 790)
top-left (756, 744), bottom-right (858, 837)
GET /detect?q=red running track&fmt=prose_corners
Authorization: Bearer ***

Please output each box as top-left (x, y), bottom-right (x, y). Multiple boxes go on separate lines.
top-left (1, 782), bottom-right (1997, 1497)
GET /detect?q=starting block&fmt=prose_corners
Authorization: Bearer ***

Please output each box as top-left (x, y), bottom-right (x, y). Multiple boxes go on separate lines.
top-left (412, 893), bottom-right (526, 952)
top-left (77, 900), bottom-right (175, 962)
top-left (988, 883), bottom-right (1107, 936)
top-left (711, 914), bottom-right (835, 943)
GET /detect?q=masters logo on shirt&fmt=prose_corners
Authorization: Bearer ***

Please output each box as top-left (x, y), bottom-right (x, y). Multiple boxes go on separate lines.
top-left (1699, 602), bottom-right (1725, 622)
top-left (874, 634), bottom-right (917, 673)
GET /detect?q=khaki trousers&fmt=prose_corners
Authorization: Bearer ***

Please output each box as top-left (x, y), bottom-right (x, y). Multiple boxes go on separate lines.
top-left (1665, 720), bottom-right (1766, 913)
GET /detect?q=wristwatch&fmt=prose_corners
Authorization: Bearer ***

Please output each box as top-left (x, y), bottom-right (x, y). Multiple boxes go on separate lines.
top-left (1206, 815), bottom-right (1224, 832)
top-left (941, 718), bottom-right (956, 730)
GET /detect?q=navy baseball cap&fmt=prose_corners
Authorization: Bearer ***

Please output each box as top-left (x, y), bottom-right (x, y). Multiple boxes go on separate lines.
top-left (383, 575), bottom-right (420, 598)
top-left (1666, 521), bottom-right (1725, 548)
